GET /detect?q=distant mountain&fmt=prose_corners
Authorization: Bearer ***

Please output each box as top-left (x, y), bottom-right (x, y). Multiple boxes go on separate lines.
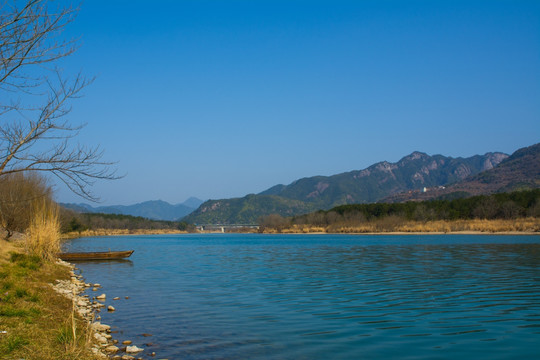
top-left (184, 150), bottom-right (509, 224)
top-left (183, 195), bottom-right (318, 224)
top-left (61, 198), bottom-right (204, 221)
top-left (385, 143), bottom-right (540, 202)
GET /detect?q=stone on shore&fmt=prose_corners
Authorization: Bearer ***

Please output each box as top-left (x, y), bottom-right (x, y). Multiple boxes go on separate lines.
top-left (122, 340), bottom-right (132, 345)
top-left (105, 345), bottom-right (119, 353)
top-left (126, 345), bottom-right (144, 353)
top-left (92, 322), bottom-right (111, 332)
top-left (94, 333), bottom-right (108, 344)
top-left (96, 294), bottom-right (106, 300)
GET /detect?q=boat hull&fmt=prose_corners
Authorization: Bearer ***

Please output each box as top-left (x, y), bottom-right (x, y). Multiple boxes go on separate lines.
top-left (58, 250), bottom-right (134, 261)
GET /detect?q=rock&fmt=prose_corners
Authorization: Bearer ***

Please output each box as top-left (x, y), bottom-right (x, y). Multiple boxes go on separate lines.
top-left (108, 305), bottom-right (116, 312)
top-left (121, 356), bottom-right (135, 360)
top-left (105, 345), bottom-right (119, 353)
top-left (94, 283), bottom-right (101, 287)
top-left (150, 352), bottom-right (156, 357)
top-left (94, 333), bottom-right (108, 344)
top-left (126, 345), bottom-right (144, 353)
top-left (122, 340), bottom-right (132, 345)
top-left (96, 294), bottom-right (106, 300)
top-left (77, 308), bottom-right (90, 316)
top-left (92, 322), bottom-right (111, 332)
top-left (113, 297), bottom-right (120, 300)
top-left (141, 333), bottom-right (152, 337)
top-left (125, 296), bottom-right (130, 299)
top-left (77, 300), bottom-right (88, 307)
top-left (92, 287), bottom-right (99, 291)
top-left (104, 334), bottom-right (112, 340)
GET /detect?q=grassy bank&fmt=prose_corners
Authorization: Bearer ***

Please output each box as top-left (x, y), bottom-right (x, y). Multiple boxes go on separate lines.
top-left (260, 218), bottom-right (540, 234)
top-left (0, 239), bottom-right (99, 360)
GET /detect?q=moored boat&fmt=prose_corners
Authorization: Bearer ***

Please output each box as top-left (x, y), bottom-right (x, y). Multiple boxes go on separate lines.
top-left (58, 250), bottom-right (134, 261)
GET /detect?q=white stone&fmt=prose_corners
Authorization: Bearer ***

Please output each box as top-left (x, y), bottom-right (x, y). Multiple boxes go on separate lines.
top-left (107, 305), bottom-right (115, 312)
top-left (126, 345), bottom-right (144, 353)
top-left (93, 333), bottom-right (108, 343)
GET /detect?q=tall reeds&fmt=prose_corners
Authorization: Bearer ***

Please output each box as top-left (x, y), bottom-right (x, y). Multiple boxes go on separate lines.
top-left (25, 193), bottom-right (61, 261)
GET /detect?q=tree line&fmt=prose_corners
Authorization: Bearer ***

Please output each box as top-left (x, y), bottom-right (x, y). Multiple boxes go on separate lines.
top-left (59, 209), bottom-right (195, 233)
top-left (259, 190), bottom-right (540, 231)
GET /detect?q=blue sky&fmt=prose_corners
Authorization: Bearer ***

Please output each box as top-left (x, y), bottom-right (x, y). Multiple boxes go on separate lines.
top-left (54, 0), bottom-right (540, 205)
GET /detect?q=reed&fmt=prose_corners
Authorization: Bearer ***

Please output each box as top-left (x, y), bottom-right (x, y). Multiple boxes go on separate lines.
top-left (269, 218), bottom-right (540, 234)
top-left (25, 199), bottom-right (61, 261)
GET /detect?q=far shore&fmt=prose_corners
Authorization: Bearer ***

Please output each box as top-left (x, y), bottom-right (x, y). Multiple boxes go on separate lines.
top-left (62, 228), bottom-right (190, 239)
top-left (61, 227), bottom-right (539, 238)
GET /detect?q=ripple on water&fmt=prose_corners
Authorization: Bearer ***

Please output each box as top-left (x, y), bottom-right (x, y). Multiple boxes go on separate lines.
top-left (65, 234), bottom-right (540, 360)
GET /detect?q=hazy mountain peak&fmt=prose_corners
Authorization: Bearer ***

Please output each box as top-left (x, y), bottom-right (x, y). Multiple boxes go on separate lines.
top-left (61, 197), bottom-right (204, 221)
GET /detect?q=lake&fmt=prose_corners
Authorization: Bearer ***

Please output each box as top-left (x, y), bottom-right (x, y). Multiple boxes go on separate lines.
top-left (64, 234), bottom-right (540, 359)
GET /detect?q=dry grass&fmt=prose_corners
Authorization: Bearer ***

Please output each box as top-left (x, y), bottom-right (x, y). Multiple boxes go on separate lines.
top-left (62, 227), bottom-right (189, 239)
top-left (0, 249), bottom-right (99, 360)
top-left (25, 200), bottom-right (61, 261)
top-left (266, 217), bottom-right (540, 234)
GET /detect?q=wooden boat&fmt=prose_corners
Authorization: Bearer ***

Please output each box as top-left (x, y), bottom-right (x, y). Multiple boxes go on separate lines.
top-left (58, 250), bottom-right (134, 261)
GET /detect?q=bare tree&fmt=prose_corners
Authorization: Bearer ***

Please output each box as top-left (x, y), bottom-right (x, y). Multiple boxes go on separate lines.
top-left (0, 0), bottom-right (117, 200)
top-left (0, 172), bottom-right (51, 238)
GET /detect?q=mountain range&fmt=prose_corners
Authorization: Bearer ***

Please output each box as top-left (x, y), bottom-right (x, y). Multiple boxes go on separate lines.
top-left (61, 197), bottom-right (204, 221)
top-left (62, 143), bottom-right (539, 224)
top-left (384, 143), bottom-right (540, 202)
top-left (184, 144), bottom-right (540, 224)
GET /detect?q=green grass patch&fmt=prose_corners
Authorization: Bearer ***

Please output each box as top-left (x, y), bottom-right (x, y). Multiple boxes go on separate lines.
top-left (0, 334), bottom-right (30, 354)
top-left (0, 305), bottom-right (40, 318)
top-left (9, 253), bottom-right (42, 270)
top-left (55, 325), bottom-right (75, 346)
top-left (1, 280), bottom-right (14, 291)
top-left (15, 288), bottom-right (30, 298)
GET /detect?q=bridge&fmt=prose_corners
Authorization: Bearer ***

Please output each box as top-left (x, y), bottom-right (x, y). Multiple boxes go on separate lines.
top-left (196, 224), bottom-right (259, 233)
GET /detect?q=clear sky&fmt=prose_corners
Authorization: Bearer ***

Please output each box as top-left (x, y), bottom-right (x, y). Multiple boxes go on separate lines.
top-left (54, 0), bottom-right (540, 206)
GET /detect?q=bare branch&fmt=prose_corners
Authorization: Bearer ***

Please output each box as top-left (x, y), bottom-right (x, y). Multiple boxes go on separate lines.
top-left (0, 0), bottom-right (119, 201)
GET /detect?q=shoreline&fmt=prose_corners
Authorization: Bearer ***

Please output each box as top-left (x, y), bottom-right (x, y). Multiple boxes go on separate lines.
top-left (53, 259), bottom-right (149, 359)
top-left (258, 230), bottom-right (540, 235)
top-left (62, 228), bottom-right (540, 238)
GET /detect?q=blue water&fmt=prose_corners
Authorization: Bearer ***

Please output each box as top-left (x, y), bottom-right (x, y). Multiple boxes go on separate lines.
top-left (64, 234), bottom-right (540, 359)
